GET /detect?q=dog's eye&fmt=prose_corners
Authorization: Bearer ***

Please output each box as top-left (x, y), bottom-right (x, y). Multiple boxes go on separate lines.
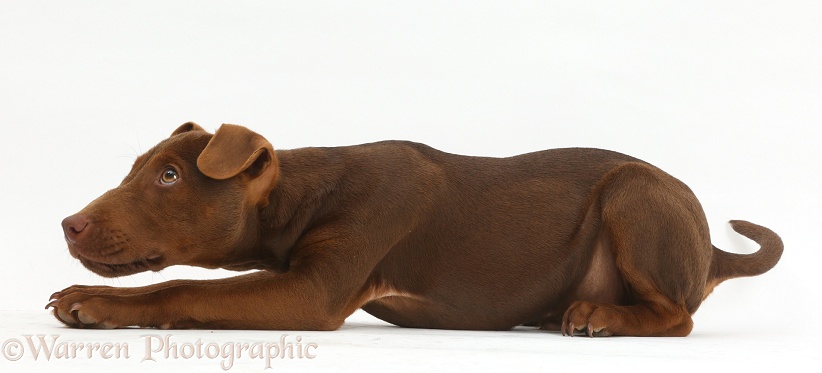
top-left (159, 168), bottom-right (179, 185)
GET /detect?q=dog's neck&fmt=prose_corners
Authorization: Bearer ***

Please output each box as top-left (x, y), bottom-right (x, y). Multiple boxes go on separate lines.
top-left (223, 147), bottom-right (347, 273)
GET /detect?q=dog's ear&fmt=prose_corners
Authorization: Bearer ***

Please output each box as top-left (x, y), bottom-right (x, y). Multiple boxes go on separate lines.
top-left (171, 122), bottom-right (207, 137)
top-left (197, 124), bottom-right (280, 205)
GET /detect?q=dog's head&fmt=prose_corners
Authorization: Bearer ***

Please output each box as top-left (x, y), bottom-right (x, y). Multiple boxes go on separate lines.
top-left (61, 123), bottom-right (279, 277)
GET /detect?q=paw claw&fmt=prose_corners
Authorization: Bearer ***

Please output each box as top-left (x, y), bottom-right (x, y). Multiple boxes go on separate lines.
top-left (45, 299), bottom-right (58, 310)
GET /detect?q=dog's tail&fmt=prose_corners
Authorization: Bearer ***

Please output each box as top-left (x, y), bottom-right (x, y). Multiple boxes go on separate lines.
top-left (704, 220), bottom-right (783, 298)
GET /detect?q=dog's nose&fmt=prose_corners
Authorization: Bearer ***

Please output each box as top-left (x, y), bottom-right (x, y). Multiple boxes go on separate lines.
top-left (62, 214), bottom-right (91, 245)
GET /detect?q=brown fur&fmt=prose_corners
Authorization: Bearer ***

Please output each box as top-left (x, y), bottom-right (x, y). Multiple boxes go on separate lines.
top-left (48, 123), bottom-right (783, 336)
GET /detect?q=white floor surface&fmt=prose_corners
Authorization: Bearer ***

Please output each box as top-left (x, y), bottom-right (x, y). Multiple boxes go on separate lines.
top-left (1, 309), bottom-right (816, 372)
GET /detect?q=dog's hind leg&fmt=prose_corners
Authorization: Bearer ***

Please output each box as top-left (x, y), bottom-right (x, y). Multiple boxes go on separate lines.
top-left (561, 162), bottom-right (712, 337)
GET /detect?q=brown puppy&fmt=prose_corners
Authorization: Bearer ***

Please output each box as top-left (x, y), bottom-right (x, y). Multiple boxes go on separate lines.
top-left (48, 123), bottom-right (783, 336)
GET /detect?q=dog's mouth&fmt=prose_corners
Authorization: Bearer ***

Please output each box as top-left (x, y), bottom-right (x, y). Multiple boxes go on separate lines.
top-left (77, 254), bottom-right (165, 277)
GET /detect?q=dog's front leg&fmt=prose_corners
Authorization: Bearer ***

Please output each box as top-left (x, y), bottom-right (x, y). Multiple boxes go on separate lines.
top-left (47, 270), bottom-right (350, 330)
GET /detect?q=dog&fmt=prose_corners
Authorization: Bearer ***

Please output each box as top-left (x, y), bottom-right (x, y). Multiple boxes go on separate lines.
top-left (48, 122), bottom-right (783, 336)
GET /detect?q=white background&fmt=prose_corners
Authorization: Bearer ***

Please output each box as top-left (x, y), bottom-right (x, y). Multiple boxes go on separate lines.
top-left (0, 1), bottom-right (819, 371)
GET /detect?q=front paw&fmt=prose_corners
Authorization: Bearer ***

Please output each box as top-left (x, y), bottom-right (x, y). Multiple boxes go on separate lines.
top-left (46, 285), bottom-right (128, 329)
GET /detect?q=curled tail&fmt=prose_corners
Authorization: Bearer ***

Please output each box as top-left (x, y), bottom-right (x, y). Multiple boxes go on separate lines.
top-left (708, 220), bottom-right (784, 288)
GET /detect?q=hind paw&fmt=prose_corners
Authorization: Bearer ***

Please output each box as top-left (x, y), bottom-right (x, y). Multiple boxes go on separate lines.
top-left (561, 301), bottom-right (615, 337)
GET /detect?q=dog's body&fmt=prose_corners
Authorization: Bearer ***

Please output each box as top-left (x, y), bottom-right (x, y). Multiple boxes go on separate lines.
top-left (50, 123), bottom-right (782, 336)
